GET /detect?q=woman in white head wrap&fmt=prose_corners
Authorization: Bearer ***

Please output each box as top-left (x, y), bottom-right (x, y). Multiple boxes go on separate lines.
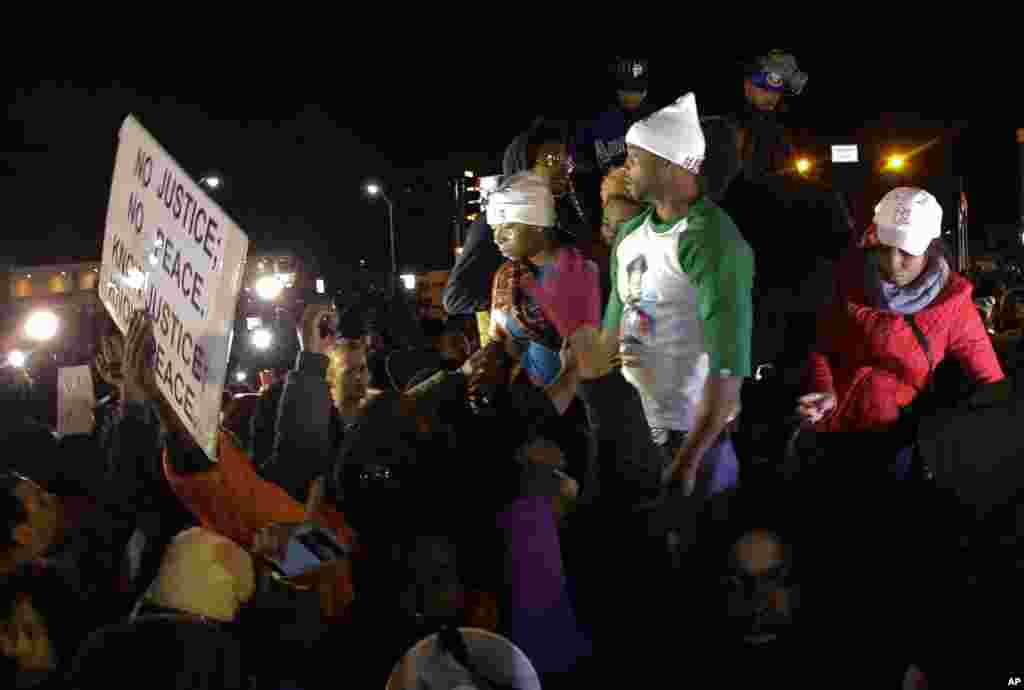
top-left (486, 172), bottom-right (601, 387)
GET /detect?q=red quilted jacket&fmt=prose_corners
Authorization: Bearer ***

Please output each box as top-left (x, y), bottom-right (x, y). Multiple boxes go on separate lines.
top-left (807, 251), bottom-right (1004, 433)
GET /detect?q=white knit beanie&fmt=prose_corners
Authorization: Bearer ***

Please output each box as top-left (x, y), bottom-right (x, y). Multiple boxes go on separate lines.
top-left (625, 92), bottom-right (706, 174)
top-left (486, 172), bottom-right (556, 227)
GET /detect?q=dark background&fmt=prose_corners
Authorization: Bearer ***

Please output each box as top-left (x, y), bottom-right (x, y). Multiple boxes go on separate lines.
top-left (0, 52), bottom-right (1014, 275)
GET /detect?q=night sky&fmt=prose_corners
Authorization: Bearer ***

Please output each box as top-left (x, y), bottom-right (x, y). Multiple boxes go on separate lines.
top-left (2, 53), bottom-right (1016, 276)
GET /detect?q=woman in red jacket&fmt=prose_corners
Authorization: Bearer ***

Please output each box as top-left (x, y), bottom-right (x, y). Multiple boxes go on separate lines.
top-left (796, 187), bottom-right (1004, 478)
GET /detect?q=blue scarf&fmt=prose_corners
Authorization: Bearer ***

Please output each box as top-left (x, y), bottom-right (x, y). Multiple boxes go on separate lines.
top-left (867, 255), bottom-right (950, 315)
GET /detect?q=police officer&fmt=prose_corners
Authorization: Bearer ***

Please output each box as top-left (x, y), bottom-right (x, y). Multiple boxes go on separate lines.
top-left (701, 50), bottom-right (808, 203)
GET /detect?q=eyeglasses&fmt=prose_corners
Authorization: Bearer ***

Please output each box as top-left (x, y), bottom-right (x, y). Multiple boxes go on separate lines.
top-left (540, 153), bottom-right (574, 173)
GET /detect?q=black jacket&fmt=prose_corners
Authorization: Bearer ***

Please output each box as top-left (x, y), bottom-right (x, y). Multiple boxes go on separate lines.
top-left (250, 351), bottom-right (343, 503)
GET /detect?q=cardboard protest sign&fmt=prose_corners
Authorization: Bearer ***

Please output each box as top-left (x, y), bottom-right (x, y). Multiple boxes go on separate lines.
top-left (57, 365), bottom-right (96, 437)
top-left (98, 115), bottom-right (249, 461)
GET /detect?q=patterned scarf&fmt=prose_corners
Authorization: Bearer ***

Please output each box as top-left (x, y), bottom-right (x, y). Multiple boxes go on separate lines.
top-left (866, 254), bottom-right (950, 315)
top-left (490, 256), bottom-right (562, 352)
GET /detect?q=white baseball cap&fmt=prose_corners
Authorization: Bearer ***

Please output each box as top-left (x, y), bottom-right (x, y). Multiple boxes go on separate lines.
top-left (873, 187), bottom-right (943, 257)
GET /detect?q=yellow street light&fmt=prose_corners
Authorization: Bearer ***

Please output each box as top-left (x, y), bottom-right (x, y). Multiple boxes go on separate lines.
top-left (796, 158), bottom-right (812, 174)
top-left (885, 155), bottom-right (906, 171)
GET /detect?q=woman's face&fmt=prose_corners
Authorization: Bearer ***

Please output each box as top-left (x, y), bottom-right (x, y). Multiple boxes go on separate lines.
top-left (494, 222), bottom-right (547, 261)
top-left (602, 198), bottom-right (643, 246)
top-left (873, 246), bottom-right (929, 287)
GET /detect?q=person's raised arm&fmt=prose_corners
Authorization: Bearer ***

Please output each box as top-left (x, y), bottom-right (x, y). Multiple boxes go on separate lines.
top-left (260, 305), bottom-right (336, 491)
top-left (443, 217), bottom-right (505, 316)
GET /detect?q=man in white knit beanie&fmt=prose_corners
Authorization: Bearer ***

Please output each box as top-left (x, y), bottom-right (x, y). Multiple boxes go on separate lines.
top-left (603, 92), bottom-right (755, 499)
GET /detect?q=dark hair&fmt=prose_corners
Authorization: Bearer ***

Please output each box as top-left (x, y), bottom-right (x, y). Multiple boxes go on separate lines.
top-left (525, 119), bottom-right (569, 169)
top-left (0, 473), bottom-right (28, 551)
top-left (928, 236), bottom-right (954, 266)
top-left (67, 616), bottom-right (246, 690)
top-left (695, 485), bottom-right (801, 578)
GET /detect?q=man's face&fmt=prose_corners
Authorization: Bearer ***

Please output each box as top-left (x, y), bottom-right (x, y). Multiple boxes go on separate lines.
top-left (494, 222), bottom-right (546, 262)
top-left (617, 90), bottom-right (647, 111)
top-left (9, 478), bottom-right (64, 562)
top-left (327, 344), bottom-right (369, 406)
top-left (721, 529), bottom-right (796, 646)
top-left (602, 197), bottom-right (643, 246)
top-left (624, 145), bottom-right (662, 204)
top-left (532, 141), bottom-right (571, 197)
top-left (744, 79), bottom-right (783, 112)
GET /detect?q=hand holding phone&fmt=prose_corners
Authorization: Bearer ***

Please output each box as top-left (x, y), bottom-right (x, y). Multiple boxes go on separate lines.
top-left (252, 522), bottom-right (350, 578)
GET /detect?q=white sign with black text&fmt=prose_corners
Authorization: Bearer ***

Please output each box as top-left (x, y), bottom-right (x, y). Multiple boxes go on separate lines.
top-left (57, 365), bottom-right (96, 437)
top-left (831, 145), bottom-right (859, 163)
top-left (98, 115), bottom-right (249, 461)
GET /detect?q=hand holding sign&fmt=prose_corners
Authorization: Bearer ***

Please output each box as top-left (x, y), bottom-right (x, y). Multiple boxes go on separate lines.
top-left (122, 310), bottom-right (159, 406)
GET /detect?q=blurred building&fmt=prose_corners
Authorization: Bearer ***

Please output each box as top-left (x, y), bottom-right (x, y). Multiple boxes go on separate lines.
top-left (2, 260), bottom-right (108, 366)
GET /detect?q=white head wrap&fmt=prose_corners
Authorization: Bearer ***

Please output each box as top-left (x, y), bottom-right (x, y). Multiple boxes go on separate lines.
top-left (625, 92), bottom-right (706, 174)
top-left (486, 172), bottom-right (556, 228)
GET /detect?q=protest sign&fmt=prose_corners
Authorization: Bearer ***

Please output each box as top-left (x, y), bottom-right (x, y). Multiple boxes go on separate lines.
top-left (57, 365), bottom-right (96, 437)
top-left (98, 115), bottom-right (249, 460)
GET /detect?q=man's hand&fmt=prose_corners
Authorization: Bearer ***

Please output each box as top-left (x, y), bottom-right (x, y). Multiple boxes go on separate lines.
top-left (298, 304), bottom-right (336, 355)
top-left (460, 341), bottom-right (506, 393)
top-left (796, 392), bottom-right (836, 424)
top-left (251, 522), bottom-right (303, 565)
top-left (251, 522), bottom-right (354, 618)
top-left (94, 331), bottom-right (125, 388)
top-left (0, 598), bottom-right (56, 674)
top-left (567, 326), bottom-right (621, 381)
top-left (662, 375), bottom-right (744, 495)
top-left (662, 447), bottom-right (700, 496)
top-left (122, 311), bottom-right (159, 406)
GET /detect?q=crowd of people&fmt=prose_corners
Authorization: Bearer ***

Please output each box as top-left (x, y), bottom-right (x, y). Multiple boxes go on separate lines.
top-left (2, 56), bottom-right (1021, 688)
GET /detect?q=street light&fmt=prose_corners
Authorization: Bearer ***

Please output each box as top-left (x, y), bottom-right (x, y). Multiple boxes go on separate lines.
top-left (200, 172), bottom-right (224, 191)
top-left (254, 274), bottom-right (284, 301)
top-left (25, 310), bottom-right (59, 342)
top-left (400, 274), bottom-right (416, 291)
top-left (795, 158), bottom-right (812, 175)
top-left (365, 181), bottom-right (397, 294)
top-left (251, 328), bottom-right (273, 350)
top-left (235, 371), bottom-right (247, 382)
top-left (885, 155), bottom-right (906, 171)
top-left (7, 351), bottom-right (27, 368)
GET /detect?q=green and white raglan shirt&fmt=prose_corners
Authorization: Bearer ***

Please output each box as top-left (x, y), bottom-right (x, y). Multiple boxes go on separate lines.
top-left (603, 197), bottom-right (754, 433)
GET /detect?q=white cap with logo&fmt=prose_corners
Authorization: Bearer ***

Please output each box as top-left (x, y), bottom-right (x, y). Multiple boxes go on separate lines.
top-left (873, 187), bottom-right (943, 257)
